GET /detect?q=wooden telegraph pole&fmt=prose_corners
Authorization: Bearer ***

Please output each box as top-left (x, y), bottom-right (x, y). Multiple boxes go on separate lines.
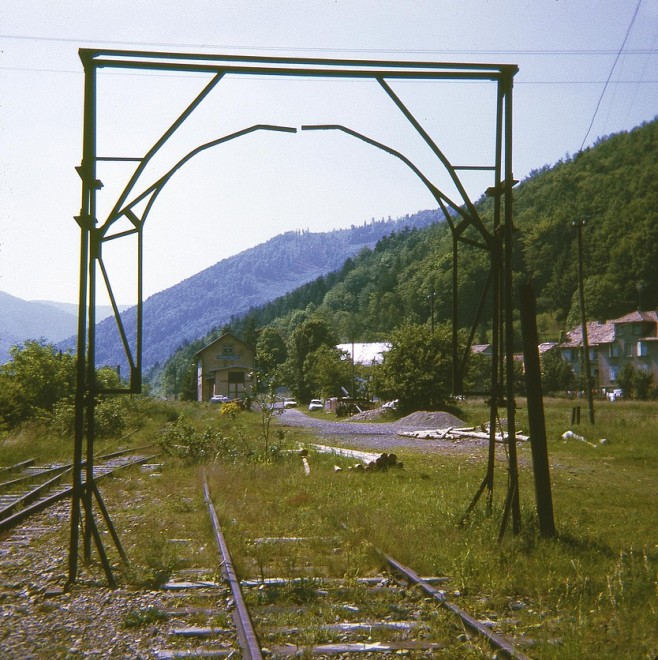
top-left (573, 220), bottom-right (595, 424)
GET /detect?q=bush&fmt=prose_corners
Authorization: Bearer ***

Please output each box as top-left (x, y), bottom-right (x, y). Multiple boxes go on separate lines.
top-left (0, 341), bottom-right (76, 429)
top-left (158, 415), bottom-right (230, 463)
top-left (94, 397), bottom-right (129, 438)
top-left (617, 363), bottom-right (654, 400)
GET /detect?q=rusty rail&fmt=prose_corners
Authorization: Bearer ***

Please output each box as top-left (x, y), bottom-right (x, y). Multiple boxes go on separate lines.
top-left (383, 553), bottom-right (530, 660)
top-left (0, 453), bottom-right (157, 533)
top-left (203, 475), bottom-right (263, 660)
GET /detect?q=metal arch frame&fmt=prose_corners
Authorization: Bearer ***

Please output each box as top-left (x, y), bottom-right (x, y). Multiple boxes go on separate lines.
top-left (68, 49), bottom-right (519, 587)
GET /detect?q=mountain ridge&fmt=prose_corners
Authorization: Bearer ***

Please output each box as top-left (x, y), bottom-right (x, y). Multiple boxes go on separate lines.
top-left (0, 294), bottom-right (131, 364)
top-left (86, 211), bottom-right (442, 370)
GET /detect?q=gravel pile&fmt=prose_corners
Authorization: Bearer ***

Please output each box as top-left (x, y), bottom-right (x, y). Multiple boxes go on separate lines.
top-left (394, 411), bottom-right (467, 429)
top-left (346, 408), bottom-right (466, 429)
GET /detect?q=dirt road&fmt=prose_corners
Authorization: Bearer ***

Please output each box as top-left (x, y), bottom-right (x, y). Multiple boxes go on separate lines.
top-left (277, 408), bottom-right (484, 455)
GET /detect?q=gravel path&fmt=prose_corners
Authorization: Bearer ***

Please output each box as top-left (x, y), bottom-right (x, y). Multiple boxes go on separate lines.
top-left (277, 408), bottom-right (485, 455)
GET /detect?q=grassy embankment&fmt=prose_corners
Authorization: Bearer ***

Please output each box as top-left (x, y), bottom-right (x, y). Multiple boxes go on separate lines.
top-left (2, 396), bottom-right (656, 658)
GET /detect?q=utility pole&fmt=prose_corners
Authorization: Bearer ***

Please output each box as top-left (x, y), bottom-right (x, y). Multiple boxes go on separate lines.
top-left (573, 220), bottom-right (595, 425)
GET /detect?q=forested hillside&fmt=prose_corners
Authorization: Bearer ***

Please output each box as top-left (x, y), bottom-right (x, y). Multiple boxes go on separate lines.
top-left (87, 211), bottom-right (441, 372)
top-left (514, 118), bottom-right (658, 324)
top-left (159, 118), bottom-right (658, 397)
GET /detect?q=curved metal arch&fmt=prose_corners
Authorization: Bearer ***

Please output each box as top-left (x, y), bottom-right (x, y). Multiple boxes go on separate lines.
top-left (102, 124), bottom-right (298, 239)
top-left (102, 71), bottom-right (226, 232)
top-left (100, 118), bottom-right (491, 392)
top-left (300, 123), bottom-right (491, 249)
top-left (377, 78), bottom-right (494, 247)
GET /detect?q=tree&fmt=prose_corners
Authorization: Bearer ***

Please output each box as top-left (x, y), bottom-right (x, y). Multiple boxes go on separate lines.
top-left (376, 321), bottom-right (453, 413)
top-left (464, 353), bottom-right (491, 393)
top-left (541, 348), bottom-right (576, 395)
top-left (0, 340), bottom-right (76, 428)
top-left (304, 345), bottom-right (351, 399)
top-left (255, 326), bottom-right (287, 387)
top-left (281, 316), bottom-right (337, 401)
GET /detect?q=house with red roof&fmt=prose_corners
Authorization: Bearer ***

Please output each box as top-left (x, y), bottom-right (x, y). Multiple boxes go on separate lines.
top-left (557, 311), bottom-right (658, 390)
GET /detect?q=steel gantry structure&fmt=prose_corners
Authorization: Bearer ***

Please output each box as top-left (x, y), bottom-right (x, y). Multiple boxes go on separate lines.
top-left (69, 49), bottom-right (522, 587)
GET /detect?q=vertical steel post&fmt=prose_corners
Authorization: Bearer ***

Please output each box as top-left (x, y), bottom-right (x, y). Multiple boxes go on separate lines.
top-left (501, 71), bottom-right (521, 537)
top-left (69, 52), bottom-right (117, 587)
top-left (68, 52), bottom-right (96, 587)
top-left (451, 235), bottom-right (459, 395)
top-left (486, 75), bottom-right (506, 513)
top-left (135, 223), bottom-right (144, 392)
top-left (84, 219), bottom-right (98, 561)
top-left (68, 204), bottom-right (88, 586)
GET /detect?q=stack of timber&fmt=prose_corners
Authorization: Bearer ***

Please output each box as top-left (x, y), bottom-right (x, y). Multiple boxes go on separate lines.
top-left (397, 425), bottom-right (529, 443)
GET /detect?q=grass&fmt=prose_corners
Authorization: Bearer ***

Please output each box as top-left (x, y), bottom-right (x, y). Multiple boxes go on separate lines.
top-left (2, 395), bottom-right (656, 658)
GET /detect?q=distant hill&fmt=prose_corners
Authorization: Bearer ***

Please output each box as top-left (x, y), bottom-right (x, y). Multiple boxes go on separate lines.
top-left (85, 211), bottom-right (442, 371)
top-left (0, 294), bottom-right (129, 364)
top-left (32, 300), bottom-right (129, 320)
top-left (0, 292), bottom-right (78, 363)
top-left (211, 118), bottom-right (658, 355)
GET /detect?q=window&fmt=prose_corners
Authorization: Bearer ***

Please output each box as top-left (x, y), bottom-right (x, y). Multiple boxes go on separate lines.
top-left (609, 344), bottom-right (620, 358)
top-left (624, 342), bottom-right (633, 357)
top-left (228, 370), bottom-right (245, 384)
top-left (637, 341), bottom-right (648, 357)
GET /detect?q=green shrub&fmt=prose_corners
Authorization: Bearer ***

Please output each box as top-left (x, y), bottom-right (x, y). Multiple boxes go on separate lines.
top-left (158, 415), bottom-right (231, 463)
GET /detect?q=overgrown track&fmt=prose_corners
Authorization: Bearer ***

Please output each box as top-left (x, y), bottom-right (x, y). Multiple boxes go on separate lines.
top-left (195, 475), bottom-right (530, 659)
top-left (0, 458), bottom-right (531, 657)
top-left (0, 447), bottom-right (158, 533)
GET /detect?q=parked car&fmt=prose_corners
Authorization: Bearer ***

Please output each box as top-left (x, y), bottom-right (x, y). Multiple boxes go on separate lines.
top-left (283, 398), bottom-right (298, 408)
top-left (308, 399), bottom-right (324, 411)
top-left (607, 388), bottom-right (623, 402)
top-left (210, 395), bottom-right (229, 404)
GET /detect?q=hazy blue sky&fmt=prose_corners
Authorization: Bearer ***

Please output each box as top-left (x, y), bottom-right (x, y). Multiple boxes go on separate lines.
top-left (1, 1), bottom-right (656, 305)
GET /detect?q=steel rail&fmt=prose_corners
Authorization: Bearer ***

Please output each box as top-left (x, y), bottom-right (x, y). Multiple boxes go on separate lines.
top-left (0, 446), bottom-right (155, 491)
top-left (383, 553), bottom-right (530, 660)
top-left (95, 443), bottom-right (158, 461)
top-left (0, 458), bottom-right (36, 475)
top-left (0, 463), bottom-right (73, 490)
top-left (202, 476), bottom-right (263, 660)
top-left (0, 453), bottom-right (157, 533)
top-left (0, 468), bottom-right (73, 522)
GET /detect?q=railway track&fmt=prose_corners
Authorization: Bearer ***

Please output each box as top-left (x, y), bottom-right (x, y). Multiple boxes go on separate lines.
top-left (0, 447), bottom-right (158, 533)
top-left (151, 476), bottom-right (530, 659)
top-left (0, 455), bottom-right (530, 657)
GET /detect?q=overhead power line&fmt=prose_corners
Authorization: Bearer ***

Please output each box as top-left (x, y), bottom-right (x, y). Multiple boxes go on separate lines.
top-left (0, 32), bottom-right (654, 57)
top-left (579, 0), bottom-right (644, 151)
